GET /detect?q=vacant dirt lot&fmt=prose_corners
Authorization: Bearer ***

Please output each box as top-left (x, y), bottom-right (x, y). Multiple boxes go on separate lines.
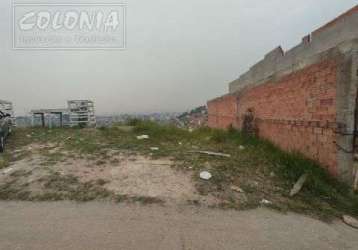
top-left (0, 125), bottom-right (358, 249)
top-left (0, 123), bottom-right (357, 220)
top-left (0, 144), bottom-right (216, 205)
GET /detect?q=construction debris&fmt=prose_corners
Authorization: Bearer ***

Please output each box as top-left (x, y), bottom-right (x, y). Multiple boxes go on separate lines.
top-left (199, 171), bottom-right (212, 180)
top-left (137, 135), bottom-right (149, 140)
top-left (190, 151), bottom-right (231, 158)
top-left (342, 215), bottom-right (358, 229)
top-left (290, 174), bottom-right (308, 197)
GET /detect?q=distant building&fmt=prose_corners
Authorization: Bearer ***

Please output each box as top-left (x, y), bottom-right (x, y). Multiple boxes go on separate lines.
top-left (68, 100), bottom-right (96, 127)
top-left (177, 106), bottom-right (208, 128)
top-left (30, 100), bottom-right (96, 128)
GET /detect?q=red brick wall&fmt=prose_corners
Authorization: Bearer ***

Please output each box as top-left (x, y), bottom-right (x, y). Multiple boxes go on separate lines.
top-left (208, 59), bottom-right (339, 176)
top-left (207, 94), bottom-right (237, 129)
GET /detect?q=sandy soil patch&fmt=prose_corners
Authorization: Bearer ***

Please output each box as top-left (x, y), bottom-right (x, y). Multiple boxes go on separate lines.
top-left (0, 144), bottom-right (216, 205)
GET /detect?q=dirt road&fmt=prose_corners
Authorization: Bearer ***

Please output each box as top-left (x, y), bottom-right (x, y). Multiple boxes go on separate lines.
top-left (0, 202), bottom-right (357, 250)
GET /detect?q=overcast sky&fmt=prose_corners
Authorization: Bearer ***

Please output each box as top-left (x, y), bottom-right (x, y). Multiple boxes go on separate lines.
top-left (1, 0), bottom-right (357, 115)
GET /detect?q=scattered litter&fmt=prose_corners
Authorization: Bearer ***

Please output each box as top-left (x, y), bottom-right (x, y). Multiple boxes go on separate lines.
top-left (137, 135), bottom-right (149, 140)
top-left (190, 150), bottom-right (231, 158)
top-left (65, 137), bottom-right (72, 141)
top-left (260, 199), bottom-right (272, 205)
top-left (270, 172), bottom-right (276, 177)
top-left (178, 142), bottom-right (183, 145)
top-left (150, 147), bottom-right (159, 151)
top-left (13, 149), bottom-right (22, 153)
top-left (3, 168), bottom-right (13, 174)
top-left (239, 145), bottom-right (245, 151)
top-left (290, 174), bottom-right (308, 197)
top-left (231, 185), bottom-right (244, 193)
top-left (200, 171), bottom-right (212, 180)
top-left (26, 134), bottom-right (31, 138)
top-left (27, 146), bottom-right (33, 151)
top-left (343, 215), bottom-right (358, 229)
top-left (188, 128), bottom-right (194, 133)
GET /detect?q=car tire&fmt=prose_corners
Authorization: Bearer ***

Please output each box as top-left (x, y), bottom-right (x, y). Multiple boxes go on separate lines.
top-left (0, 136), bottom-right (4, 153)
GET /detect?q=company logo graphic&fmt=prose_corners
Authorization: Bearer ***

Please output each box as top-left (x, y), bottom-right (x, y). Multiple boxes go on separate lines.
top-left (13, 3), bottom-right (126, 49)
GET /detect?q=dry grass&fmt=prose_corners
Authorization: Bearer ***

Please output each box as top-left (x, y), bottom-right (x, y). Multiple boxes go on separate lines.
top-left (0, 122), bottom-right (357, 220)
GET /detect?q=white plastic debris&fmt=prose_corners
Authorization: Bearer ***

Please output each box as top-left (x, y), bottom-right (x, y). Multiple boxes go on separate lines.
top-left (150, 147), bottom-right (159, 151)
top-left (137, 135), bottom-right (149, 140)
top-left (260, 199), bottom-right (272, 205)
top-left (199, 171), bottom-right (212, 180)
top-left (239, 145), bottom-right (245, 151)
